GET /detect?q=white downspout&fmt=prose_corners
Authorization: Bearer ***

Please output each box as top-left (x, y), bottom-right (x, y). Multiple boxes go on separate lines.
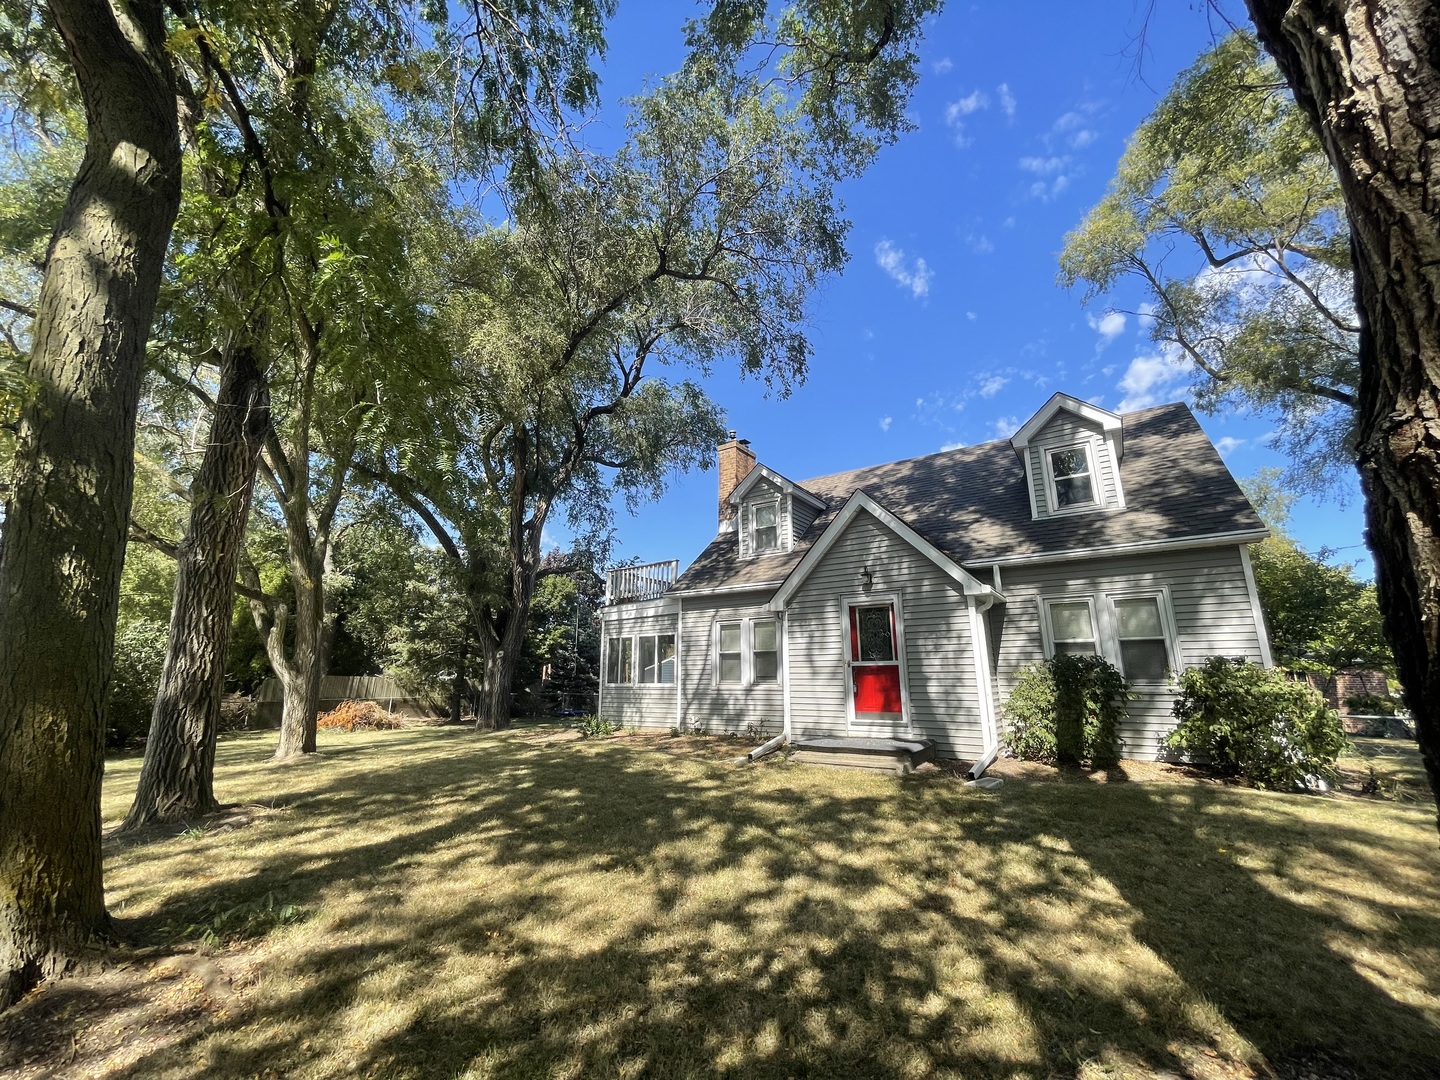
top-left (967, 591), bottom-right (1002, 780)
top-left (675, 595), bottom-right (685, 730)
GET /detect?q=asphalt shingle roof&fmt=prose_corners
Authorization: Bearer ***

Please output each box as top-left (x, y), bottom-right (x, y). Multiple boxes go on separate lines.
top-left (669, 402), bottom-right (1264, 595)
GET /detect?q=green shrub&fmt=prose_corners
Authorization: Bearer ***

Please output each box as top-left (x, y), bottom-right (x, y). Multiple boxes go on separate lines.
top-left (108, 618), bottom-right (169, 751)
top-left (1344, 691), bottom-right (1398, 716)
top-left (575, 715), bottom-right (616, 737)
top-left (1167, 657), bottom-right (1347, 789)
top-left (1003, 654), bottom-right (1131, 767)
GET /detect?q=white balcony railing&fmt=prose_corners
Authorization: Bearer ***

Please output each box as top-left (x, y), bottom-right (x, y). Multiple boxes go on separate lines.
top-left (606, 560), bottom-right (679, 604)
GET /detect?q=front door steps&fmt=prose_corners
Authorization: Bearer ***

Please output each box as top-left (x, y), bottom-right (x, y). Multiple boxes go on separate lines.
top-left (790, 736), bottom-right (936, 775)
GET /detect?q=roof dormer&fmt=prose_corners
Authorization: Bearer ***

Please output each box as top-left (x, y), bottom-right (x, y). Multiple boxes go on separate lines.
top-left (730, 464), bottom-right (827, 558)
top-left (1009, 393), bottom-right (1126, 520)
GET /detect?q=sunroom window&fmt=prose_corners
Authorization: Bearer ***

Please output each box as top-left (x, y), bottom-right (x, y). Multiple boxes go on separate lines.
top-left (1049, 446), bottom-right (1095, 508)
top-left (638, 633), bottom-right (676, 684)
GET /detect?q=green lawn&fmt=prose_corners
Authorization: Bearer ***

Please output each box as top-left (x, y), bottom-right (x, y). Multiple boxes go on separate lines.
top-left (5, 725), bottom-right (1439, 1078)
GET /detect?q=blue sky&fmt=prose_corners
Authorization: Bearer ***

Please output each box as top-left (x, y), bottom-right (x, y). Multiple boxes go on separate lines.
top-left (577, 1), bottom-right (1372, 577)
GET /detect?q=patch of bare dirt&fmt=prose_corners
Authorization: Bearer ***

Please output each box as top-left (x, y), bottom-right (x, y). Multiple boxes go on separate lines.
top-left (0, 947), bottom-right (262, 1079)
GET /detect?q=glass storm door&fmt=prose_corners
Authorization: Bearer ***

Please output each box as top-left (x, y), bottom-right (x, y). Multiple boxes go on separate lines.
top-left (848, 602), bottom-right (905, 731)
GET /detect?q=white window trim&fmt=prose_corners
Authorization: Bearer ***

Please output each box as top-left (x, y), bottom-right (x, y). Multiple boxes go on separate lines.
top-left (1037, 588), bottom-right (1180, 685)
top-left (1040, 440), bottom-right (1101, 516)
top-left (603, 634), bottom-right (635, 686)
top-left (1038, 595), bottom-right (1101, 658)
top-left (839, 591), bottom-right (912, 735)
top-left (1105, 587), bottom-right (1180, 685)
top-left (747, 497), bottom-right (784, 557)
top-left (712, 616), bottom-right (783, 687)
top-left (635, 631), bottom-right (677, 688)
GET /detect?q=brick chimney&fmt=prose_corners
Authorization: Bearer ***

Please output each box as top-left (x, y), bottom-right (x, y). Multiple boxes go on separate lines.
top-left (717, 432), bottom-right (756, 525)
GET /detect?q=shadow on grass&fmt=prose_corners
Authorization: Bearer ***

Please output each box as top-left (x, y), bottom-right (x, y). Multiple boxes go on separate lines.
top-left (67, 730), bottom-right (1440, 1078)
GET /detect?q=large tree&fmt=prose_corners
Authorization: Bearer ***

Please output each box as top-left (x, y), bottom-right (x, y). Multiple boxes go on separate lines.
top-left (0, 0), bottom-right (182, 1008)
top-left (1243, 0), bottom-right (1440, 823)
top-left (1061, 31), bottom-right (1358, 493)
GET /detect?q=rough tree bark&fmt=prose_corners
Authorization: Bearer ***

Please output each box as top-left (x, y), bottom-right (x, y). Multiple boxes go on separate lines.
top-left (0, 0), bottom-right (181, 1008)
top-left (1245, 0), bottom-right (1440, 827)
top-left (121, 344), bottom-right (270, 829)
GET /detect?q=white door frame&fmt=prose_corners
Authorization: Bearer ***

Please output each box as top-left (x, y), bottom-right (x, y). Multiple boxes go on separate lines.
top-left (839, 591), bottom-right (913, 737)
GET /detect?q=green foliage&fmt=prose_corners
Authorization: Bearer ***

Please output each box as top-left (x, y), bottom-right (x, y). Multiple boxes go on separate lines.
top-left (1003, 655), bottom-right (1131, 767)
top-left (1167, 657), bottom-right (1348, 789)
top-left (1240, 472), bottom-right (1392, 676)
top-left (107, 619), bottom-right (169, 751)
top-left (1061, 32), bottom-right (1356, 494)
top-left (575, 715), bottom-right (616, 737)
top-left (1344, 692), bottom-right (1398, 717)
top-left (184, 891), bottom-right (306, 947)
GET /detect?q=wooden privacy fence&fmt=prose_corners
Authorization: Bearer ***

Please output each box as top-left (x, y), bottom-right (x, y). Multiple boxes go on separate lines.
top-left (253, 675), bottom-right (444, 726)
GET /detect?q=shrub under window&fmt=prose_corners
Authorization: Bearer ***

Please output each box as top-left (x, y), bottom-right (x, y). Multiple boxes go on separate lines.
top-left (1003, 654), bottom-right (1130, 767)
top-left (1166, 656), bottom-right (1347, 789)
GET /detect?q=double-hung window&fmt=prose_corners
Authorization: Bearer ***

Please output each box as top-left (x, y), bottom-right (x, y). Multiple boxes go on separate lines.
top-left (751, 501), bottom-right (780, 553)
top-left (1045, 599), bottom-right (1098, 655)
top-left (1048, 445), bottom-right (1096, 509)
top-left (715, 618), bottom-right (780, 685)
top-left (717, 622), bottom-right (743, 684)
top-left (638, 633), bottom-right (676, 684)
top-left (1113, 596), bottom-right (1170, 681)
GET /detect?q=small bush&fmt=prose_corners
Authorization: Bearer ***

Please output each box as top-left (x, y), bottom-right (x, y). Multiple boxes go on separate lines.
top-left (1167, 657), bottom-right (1347, 789)
top-left (316, 700), bottom-right (406, 732)
top-left (1344, 691), bottom-right (1398, 716)
top-left (1003, 654), bottom-right (1130, 767)
top-left (575, 715), bottom-right (616, 737)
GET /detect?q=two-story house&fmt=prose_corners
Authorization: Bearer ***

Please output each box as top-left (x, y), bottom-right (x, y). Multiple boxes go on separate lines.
top-left (597, 392), bottom-right (1273, 772)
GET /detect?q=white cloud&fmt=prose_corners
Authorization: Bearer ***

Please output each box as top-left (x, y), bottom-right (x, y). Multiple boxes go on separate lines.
top-left (997, 83), bottom-right (1016, 120)
top-left (932, 57), bottom-right (954, 75)
top-left (941, 440), bottom-right (966, 451)
top-left (991, 415), bottom-right (1022, 438)
top-left (968, 234), bottom-right (994, 255)
top-left (879, 416), bottom-right (893, 433)
top-left (874, 239), bottom-right (933, 299)
top-left (1069, 128), bottom-right (1097, 149)
top-left (1214, 436), bottom-right (1245, 457)
top-left (966, 311), bottom-right (978, 321)
top-left (946, 90), bottom-right (988, 121)
top-left (1019, 155), bottom-right (1068, 174)
top-left (1087, 310), bottom-right (1127, 350)
top-left (1050, 107), bottom-right (1100, 150)
top-left (1117, 349), bottom-right (1192, 411)
top-left (1029, 176), bottom-right (1070, 201)
top-left (978, 375), bottom-right (1008, 397)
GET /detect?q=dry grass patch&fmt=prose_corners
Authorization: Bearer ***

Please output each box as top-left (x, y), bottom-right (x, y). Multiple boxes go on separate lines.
top-left (1, 724), bottom-right (1437, 1079)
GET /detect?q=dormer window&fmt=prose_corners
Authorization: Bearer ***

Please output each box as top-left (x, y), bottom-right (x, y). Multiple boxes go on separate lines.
top-left (751, 501), bottom-right (779, 553)
top-left (1047, 445), bottom-right (1096, 509)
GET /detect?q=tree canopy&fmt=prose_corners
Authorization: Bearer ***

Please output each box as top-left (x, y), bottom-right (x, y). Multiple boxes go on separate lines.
top-left (1061, 31), bottom-right (1357, 494)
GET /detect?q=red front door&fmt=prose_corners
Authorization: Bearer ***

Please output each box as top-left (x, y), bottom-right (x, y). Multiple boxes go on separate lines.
top-left (849, 602), bottom-right (903, 720)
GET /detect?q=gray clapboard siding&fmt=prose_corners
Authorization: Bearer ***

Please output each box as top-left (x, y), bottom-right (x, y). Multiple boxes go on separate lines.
top-left (738, 476), bottom-right (788, 560)
top-left (792, 496), bottom-right (821, 540)
top-left (679, 592), bottom-right (785, 735)
top-left (786, 512), bottom-right (986, 758)
top-left (1027, 411), bottom-right (1121, 516)
top-left (599, 608), bottom-right (680, 730)
top-left (990, 545), bottom-right (1263, 760)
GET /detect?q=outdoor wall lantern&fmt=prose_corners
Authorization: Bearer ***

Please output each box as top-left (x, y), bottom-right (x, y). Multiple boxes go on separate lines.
top-left (859, 565), bottom-right (874, 591)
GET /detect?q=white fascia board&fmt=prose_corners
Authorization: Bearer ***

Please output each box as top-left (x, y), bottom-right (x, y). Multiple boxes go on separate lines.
top-left (961, 528), bottom-right (1271, 570)
top-left (600, 595), bottom-right (680, 621)
top-left (1010, 392), bottom-right (1123, 456)
top-left (671, 581), bottom-right (785, 599)
top-left (729, 463), bottom-right (827, 510)
top-left (767, 490), bottom-right (998, 611)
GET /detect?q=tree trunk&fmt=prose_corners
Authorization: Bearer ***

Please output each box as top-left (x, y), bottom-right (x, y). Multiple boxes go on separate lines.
top-left (481, 606), bottom-right (529, 730)
top-left (0, 0), bottom-right (180, 1009)
top-left (121, 345), bottom-right (270, 830)
top-left (272, 562), bottom-right (326, 758)
top-left (1246, 0), bottom-right (1440, 827)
